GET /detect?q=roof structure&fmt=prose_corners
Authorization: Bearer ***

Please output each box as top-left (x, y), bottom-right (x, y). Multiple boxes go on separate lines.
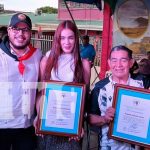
top-left (0, 12), bottom-right (103, 31)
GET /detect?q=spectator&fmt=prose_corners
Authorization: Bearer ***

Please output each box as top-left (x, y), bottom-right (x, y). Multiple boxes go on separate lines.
top-left (135, 58), bottom-right (150, 89)
top-left (0, 13), bottom-right (42, 150)
top-left (130, 60), bottom-right (139, 78)
top-left (80, 35), bottom-right (96, 67)
top-left (88, 45), bottom-right (143, 150)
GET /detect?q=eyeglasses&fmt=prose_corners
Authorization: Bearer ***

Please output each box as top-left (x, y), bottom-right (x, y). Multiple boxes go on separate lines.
top-left (10, 27), bottom-right (31, 34)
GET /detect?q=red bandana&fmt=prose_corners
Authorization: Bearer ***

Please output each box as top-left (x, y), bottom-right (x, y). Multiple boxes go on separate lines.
top-left (18, 45), bottom-right (36, 75)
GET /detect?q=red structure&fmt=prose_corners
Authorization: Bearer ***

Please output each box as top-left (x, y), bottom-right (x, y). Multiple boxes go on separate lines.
top-left (58, 0), bottom-right (103, 21)
top-left (99, 2), bottom-right (112, 79)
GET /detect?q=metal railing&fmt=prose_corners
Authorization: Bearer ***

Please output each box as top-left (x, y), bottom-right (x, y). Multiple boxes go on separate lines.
top-left (31, 33), bottom-right (54, 54)
top-left (31, 34), bottom-right (102, 66)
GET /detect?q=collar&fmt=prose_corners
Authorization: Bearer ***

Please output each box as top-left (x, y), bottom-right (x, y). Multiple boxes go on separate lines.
top-left (11, 47), bottom-right (30, 58)
top-left (109, 75), bottom-right (131, 85)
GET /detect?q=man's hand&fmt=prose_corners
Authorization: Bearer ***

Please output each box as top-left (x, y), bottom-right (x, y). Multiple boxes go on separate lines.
top-left (103, 107), bottom-right (115, 124)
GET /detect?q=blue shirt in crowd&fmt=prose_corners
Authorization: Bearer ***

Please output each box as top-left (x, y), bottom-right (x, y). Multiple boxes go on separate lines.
top-left (80, 44), bottom-right (96, 62)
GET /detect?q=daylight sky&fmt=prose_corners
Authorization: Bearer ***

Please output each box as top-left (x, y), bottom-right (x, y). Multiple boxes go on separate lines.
top-left (0, 0), bottom-right (58, 12)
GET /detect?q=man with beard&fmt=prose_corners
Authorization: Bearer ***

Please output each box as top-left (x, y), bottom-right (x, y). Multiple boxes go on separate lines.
top-left (0, 13), bottom-right (42, 150)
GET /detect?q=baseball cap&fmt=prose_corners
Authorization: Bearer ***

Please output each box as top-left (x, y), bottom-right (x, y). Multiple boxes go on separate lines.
top-left (82, 35), bottom-right (89, 40)
top-left (9, 13), bottom-right (32, 29)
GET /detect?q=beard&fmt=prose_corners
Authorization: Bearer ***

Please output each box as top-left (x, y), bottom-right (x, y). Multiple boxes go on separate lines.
top-left (9, 38), bottom-right (31, 50)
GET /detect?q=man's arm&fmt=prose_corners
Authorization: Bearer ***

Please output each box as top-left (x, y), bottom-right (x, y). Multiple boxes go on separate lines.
top-left (87, 79), bottom-right (115, 127)
top-left (89, 106), bottom-right (115, 126)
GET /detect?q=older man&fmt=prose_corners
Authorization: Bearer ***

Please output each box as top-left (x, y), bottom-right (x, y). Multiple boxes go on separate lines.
top-left (0, 13), bottom-right (42, 150)
top-left (88, 45), bottom-right (143, 150)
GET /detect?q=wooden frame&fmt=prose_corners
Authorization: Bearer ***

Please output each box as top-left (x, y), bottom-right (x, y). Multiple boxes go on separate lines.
top-left (109, 84), bottom-right (150, 148)
top-left (37, 81), bottom-right (86, 137)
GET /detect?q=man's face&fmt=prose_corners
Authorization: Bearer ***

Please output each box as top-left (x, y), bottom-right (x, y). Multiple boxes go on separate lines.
top-left (82, 38), bottom-right (89, 46)
top-left (108, 50), bottom-right (133, 80)
top-left (8, 22), bottom-right (31, 50)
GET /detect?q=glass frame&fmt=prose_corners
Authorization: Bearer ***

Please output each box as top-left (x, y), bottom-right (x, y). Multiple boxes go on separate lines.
top-left (37, 81), bottom-right (86, 137)
top-left (109, 84), bottom-right (150, 148)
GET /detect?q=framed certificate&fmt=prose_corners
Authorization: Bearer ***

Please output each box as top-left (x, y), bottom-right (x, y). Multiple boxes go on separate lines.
top-left (37, 81), bottom-right (86, 137)
top-left (109, 84), bottom-right (150, 148)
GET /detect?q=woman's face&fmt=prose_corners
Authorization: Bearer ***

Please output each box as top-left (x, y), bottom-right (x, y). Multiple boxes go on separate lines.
top-left (60, 28), bottom-right (75, 54)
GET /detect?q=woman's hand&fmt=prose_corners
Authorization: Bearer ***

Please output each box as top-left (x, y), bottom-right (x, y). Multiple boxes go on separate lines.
top-left (33, 115), bottom-right (44, 137)
top-left (69, 128), bottom-right (84, 141)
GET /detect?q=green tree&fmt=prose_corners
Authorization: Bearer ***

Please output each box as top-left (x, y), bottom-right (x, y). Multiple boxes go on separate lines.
top-left (36, 6), bottom-right (58, 14)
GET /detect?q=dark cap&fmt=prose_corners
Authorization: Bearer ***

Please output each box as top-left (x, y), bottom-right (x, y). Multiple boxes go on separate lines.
top-left (9, 13), bottom-right (32, 29)
top-left (82, 35), bottom-right (89, 40)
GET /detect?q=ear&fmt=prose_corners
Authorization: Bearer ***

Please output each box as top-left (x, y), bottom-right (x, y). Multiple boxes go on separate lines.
top-left (129, 59), bottom-right (134, 68)
top-left (7, 27), bottom-right (11, 36)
